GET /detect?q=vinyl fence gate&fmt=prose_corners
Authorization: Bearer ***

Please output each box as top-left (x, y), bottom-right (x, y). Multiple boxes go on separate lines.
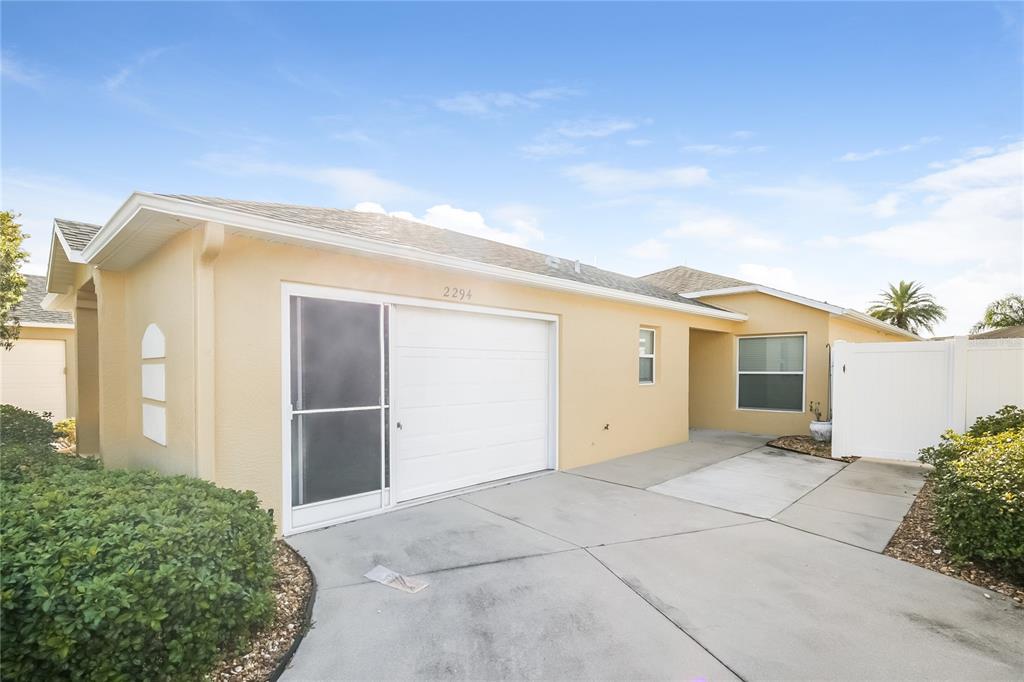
top-left (831, 337), bottom-right (1024, 460)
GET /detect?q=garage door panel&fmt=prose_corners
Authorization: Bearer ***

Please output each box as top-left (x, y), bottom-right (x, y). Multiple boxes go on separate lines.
top-left (0, 339), bottom-right (67, 420)
top-left (397, 312), bottom-right (549, 351)
top-left (397, 439), bottom-right (549, 500)
top-left (393, 306), bottom-right (552, 502)
top-left (399, 412), bottom-right (548, 460)
top-left (398, 373), bottom-right (547, 408)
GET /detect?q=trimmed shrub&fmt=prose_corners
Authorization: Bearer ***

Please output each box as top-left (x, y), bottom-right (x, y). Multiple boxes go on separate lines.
top-left (1, 404), bottom-right (55, 450)
top-left (0, 442), bottom-right (100, 484)
top-left (967, 404), bottom-right (1024, 437)
top-left (921, 428), bottom-right (1023, 576)
top-left (1, 467), bottom-right (276, 680)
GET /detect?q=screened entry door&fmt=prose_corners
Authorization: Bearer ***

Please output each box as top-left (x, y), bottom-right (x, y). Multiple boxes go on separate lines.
top-left (288, 296), bottom-right (389, 531)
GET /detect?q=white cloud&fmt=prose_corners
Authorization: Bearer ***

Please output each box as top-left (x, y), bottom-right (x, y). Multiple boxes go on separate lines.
top-left (627, 238), bottom-right (670, 260)
top-left (626, 138), bottom-right (652, 147)
top-left (682, 143), bottom-right (768, 156)
top-left (1, 52), bottom-right (42, 88)
top-left (838, 136), bottom-right (940, 162)
top-left (731, 130), bottom-right (755, 139)
top-left (563, 163), bottom-right (710, 193)
top-left (0, 171), bottom-right (122, 274)
top-left (195, 153), bottom-right (422, 203)
top-left (521, 117), bottom-right (640, 158)
top-left (104, 47), bottom-right (171, 91)
top-left (353, 202), bottom-right (544, 248)
top-left (870, 192), bottom-right (902, 218)
top-left (519, 140), bottom-right (584, 159)
top-left (930, 268), bottom-right (1024, 336)
top-left (663, 207), bottom-right (783, 252)
top-left (436, 86), bottom-right (581, 116)
top-left (331, 129), bottom-right (374, 144)
top-left (553, 118), bottom-right (636, 139)
top-left (850, 144), bottom-right (1023, 266)
top-left (735, 264), bottom-right (798, 291)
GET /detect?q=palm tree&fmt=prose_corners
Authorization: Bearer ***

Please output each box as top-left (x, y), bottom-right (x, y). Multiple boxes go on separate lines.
top-left (972, 294), bottom-right (1024, 333)
top-left (867, 280), bottom-right (946, 335)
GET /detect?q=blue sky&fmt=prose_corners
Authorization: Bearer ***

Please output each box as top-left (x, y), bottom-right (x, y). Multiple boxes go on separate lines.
top-left (2, 1), bottom-right (1021, 335)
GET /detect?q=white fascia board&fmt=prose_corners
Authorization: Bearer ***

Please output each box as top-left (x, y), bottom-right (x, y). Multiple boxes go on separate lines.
top-left (684, 285), bottom-right (845, 314)
top-left (838, 309), bottom-right (921, 339)
top-left (83, 193), bottom-right (749, 322)
top-left (18, 321), bottom-right (75, 329)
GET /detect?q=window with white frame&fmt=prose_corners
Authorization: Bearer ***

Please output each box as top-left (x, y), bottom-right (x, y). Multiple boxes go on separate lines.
top-left (737, 334), bottom-right (805, 411)
top-left (639, 328), bottom-right (656, 384)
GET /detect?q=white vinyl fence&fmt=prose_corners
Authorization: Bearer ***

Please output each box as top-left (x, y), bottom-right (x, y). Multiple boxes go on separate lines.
top-left (831, 337), bottom-right (1024, 460)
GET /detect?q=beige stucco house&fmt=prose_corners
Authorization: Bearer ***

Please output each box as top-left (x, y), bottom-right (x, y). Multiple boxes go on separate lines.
top-left (43, 193), bottom-right (913, 534)
top-left (1, 274), bottom-right (77, 421)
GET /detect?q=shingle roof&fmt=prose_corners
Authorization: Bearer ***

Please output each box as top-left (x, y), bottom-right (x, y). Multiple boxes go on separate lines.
top-left (54, 218), bottom-right (102, 252)
top-left (157, 194), bottom-right (722, 310)
top-left (11, 275), bottom-right (72, 326)
top-left (639, 266), bottom-right (750, 294)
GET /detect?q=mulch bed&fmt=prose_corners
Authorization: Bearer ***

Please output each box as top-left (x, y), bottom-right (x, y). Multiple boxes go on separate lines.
top-left (884, 480), bottom-right (1023, 605)
top-left (766, 435), bottom-right (857, 463)
top-left (208, 541), bottom-right (315, 681)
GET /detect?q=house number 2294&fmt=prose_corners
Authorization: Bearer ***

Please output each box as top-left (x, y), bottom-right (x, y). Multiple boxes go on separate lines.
top-left (442, 286), bottom-right (472, 301)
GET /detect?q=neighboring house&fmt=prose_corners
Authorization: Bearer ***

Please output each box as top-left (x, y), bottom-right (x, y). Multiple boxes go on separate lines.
top-left (0, 274), bottom-right (77, 421)
top-left (43, 193), bottom-right (913, 534)
top-left (970, 325), bottom-right (1024, 340)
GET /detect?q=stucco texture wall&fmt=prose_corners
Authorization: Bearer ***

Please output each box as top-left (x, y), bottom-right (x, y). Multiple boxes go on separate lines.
top-left (829, 316), bottom-right (908, 343)
top-left (211, 233), bottom-right (736, 517)
top-left (94, 230), bottom-right (197, 476)
top-left (688, 292), bottom-right (831, 435)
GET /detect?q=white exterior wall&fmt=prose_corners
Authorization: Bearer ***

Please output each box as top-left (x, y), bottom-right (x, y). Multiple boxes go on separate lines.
top-left (832, 337), bottom-right (1024, 460)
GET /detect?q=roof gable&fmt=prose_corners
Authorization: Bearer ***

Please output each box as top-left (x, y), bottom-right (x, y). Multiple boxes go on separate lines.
top-left (640, 266), bottom-right (749, 293)
top-left (55, 218), bottom-right (102, 252)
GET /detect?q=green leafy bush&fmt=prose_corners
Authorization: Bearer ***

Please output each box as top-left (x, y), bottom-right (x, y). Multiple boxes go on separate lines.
top-left (0, 442), bottom-right (100, 484)
top-left (921, 428), bottom-right (1023, 576)
top-left (967, 404), bottom-right (1024, 437)
top-left (1, 467), bottom-right (276, 680)
top-left (1, 404), bottom-right (55, 449)
top-left (53, 417), bottom-right (76, 451)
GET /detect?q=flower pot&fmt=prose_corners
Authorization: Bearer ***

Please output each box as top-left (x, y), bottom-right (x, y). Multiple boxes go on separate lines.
top-left (809, 420), bottom-right (832, 443)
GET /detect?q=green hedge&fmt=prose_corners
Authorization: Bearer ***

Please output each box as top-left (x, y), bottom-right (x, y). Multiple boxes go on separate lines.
top-left (920, 425), bottom-right (1023, 576)
top-left (967, 404), bottom-right (1024, 437)
top-left (1, 403), bottom-right (55, 450)
top-left (1, 459), bottom-right (276, 679)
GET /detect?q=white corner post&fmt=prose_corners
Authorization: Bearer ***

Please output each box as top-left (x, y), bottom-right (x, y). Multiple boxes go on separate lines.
top-left (194, 221), bottom-right (224, 480)
top-left (948, 336), bottom-right (969, 433)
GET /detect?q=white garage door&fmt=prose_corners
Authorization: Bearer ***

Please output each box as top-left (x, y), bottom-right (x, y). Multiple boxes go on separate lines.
top-left (391, 306), bottom-right (553, 502)
top-left (0, 339), bottom-right (67, 420)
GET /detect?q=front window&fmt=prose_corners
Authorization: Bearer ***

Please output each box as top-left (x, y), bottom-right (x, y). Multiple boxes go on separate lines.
top-left (737, 335), bottom-right (805, 411)
top-left (639, 328), bottom-right (655, 384)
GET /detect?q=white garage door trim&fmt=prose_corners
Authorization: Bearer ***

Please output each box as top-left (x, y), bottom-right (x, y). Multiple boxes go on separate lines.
top-left (280, 282), bottom-right (558, 536)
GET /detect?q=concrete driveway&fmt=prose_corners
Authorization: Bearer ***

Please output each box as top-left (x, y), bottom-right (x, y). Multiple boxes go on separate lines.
top-left (284, 431), bottom-right (1024, 681)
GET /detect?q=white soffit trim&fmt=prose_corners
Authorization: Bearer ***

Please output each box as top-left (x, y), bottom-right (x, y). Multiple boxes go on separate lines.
top-left (685, 284), bottom-right (919, 339)
top-left (79, 192), bottom-right (748, 322)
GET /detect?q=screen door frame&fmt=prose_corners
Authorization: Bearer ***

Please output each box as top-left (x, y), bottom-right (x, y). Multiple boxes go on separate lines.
top-left (281, 287), bottom-right (391, 534)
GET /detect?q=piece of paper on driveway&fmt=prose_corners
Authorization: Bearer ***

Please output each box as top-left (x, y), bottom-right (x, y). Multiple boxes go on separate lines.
top-left (364, 564), bottom-right (429, 593)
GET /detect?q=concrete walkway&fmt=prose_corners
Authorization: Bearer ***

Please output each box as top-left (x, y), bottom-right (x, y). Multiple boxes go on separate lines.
top-left (284, 432), bottom-right (1022, 681)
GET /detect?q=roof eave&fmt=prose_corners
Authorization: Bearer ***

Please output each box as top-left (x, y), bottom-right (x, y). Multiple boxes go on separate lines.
top-left (838, 309), bottom-right (921, 340)
top-left (79, 193), bottom-right (749, 322)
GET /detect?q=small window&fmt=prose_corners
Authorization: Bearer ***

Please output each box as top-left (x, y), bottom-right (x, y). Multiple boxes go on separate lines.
top-left (639, 328), bottom-right (656, 384)
top-left (737, 335), bottom-right (805, 411)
